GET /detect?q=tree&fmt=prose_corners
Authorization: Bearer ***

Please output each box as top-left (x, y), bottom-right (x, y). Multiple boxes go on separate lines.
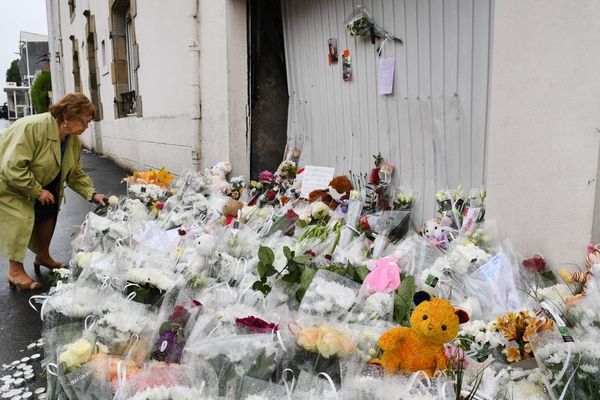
top-left (31, 71), bottom-right (52, 113)
top-left (6, 59), bottom-right (21, 86)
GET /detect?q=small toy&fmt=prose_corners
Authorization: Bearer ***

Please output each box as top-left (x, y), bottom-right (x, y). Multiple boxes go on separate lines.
top-left (222, 198), bottom-right (243, 227)
top-left (422, 216), bottom-right (453, 249)
top-left (371, 291), bottom-right (469, 376)
top-left (308, 176), bottom-right (353, 209)
top-left (210, 161), bottom-right (232, 188)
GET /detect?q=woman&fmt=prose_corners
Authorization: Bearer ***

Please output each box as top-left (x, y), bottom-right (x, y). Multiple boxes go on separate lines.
top-left (0, 93), bottom-right (106, 290)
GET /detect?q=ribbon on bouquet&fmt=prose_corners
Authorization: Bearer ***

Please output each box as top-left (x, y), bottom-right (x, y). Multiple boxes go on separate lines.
top-left (29, 280), bottom-right (64, 320)
top-left (317, 372), bottom-right (339, 400)
top-left (406, 370), bottom-right (432, 392)
top-left (281, 368), bottom-right (296, 399)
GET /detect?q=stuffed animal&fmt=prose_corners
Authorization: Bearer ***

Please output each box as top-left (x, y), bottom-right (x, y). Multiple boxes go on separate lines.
top-left (222, 198), bottom-right (243, 227)
top-left (370, 291), bottom-right (469, 376)
top-left (211, 161), bottom-right (232, 188)
top-left (422, 216), bottom-right (453, 249)
top-left (559, 243), bottom-right (600, 300)
top-left (308, 176), bottom-right (353, 209)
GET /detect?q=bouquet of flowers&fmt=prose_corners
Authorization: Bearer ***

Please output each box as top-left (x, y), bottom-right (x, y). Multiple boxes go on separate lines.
top-left (288, 323), bottom-right (355, 387)
top-left (492, 310), bottom-right (553, 364)
top-left (152, 301), bottom-right (202, 364)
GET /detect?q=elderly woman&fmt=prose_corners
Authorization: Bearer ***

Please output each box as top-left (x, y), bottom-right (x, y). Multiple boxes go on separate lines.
top-left (0, 93), bottom-right (106, 290)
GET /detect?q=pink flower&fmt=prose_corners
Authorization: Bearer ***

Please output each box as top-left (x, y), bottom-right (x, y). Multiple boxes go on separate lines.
top-left (258, 170), bottom-right (274, 183)
top-left (444, 344), bottom-right (468, 368)
top-left (362, 257), bottom-right (401, 293)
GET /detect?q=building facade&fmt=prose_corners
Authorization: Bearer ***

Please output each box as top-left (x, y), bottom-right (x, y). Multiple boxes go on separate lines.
top-left (46, 0), bottom-right (249, 176)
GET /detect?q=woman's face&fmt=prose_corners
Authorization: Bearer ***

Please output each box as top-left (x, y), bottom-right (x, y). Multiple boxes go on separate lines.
top-left (67, 113), bottom-right (93, 135)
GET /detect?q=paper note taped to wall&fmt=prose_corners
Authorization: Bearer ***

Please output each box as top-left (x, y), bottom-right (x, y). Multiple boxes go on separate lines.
top-left (300, 165), bottom-right (335, 199)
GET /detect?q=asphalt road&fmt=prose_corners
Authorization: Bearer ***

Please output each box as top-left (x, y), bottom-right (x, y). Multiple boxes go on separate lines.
top-left (0, 148), bottom-right (128, 394)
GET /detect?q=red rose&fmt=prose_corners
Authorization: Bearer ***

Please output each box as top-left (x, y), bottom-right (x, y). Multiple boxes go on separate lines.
top-left (369, 168), bottom-right (380, 185)
top-left (169, 306), bottom-right (189, 325)
top-left (155, 202), bottom-right (164, 210)
top-left (266, 190), bottom-right (277, 201)
top-left (359, 215), bottom-right (371, 232)
top-left (235, 316), bottom-right (278, 334)
top-left (522, 257), bottom-right (545, 272)
top-left (304, 250), bottom-right (316, 257)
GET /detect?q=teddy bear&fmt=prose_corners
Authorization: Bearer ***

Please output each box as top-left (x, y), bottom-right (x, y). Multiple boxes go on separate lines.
top-left (222, 198), bottom-right (243, 227)
top-left (422, 216), bottom-right (453, 249)
top-left (308, 175), bottom-right (353, 209)
top-left (370, 291), bottom-right (469, 376)
top-left (210, 161), bottom-right (232, 189)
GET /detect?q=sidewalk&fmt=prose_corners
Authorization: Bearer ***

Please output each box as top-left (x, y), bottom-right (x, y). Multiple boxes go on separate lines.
top-left (0, 150), bottom-right (128, 385)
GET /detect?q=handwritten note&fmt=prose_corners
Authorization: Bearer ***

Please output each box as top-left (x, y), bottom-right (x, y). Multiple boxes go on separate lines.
top-left (300, 165), bottom-right (335, 199)
top-left (378, 57), bottom-right (395, 95)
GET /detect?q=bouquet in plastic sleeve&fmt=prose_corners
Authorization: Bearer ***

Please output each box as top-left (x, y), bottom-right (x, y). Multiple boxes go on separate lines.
top-left (299, 269), bottom-right (360, 318)
top-left (531, 330), bottom-right (600, 400)
top-left (460, 187), bottom-right (486, 232)
top-left (436, 187), bottom-right (468, 229)
top-left (56, 334), bottom-right (116, 400)
top-left (462, 251), bottom-right (524, 317)
top-left (151, 299), bottom-right (202, 364)
top-left (492, 310), bottom-right (554, 365)
top-left (183, 333), bottom-right (280, 397)
top-left (288, 323), bottom-right (355, 387)
top-left (113, 362), bottom-right (215, 400)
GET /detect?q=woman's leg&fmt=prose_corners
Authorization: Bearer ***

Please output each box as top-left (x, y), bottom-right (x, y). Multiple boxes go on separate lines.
top-left (8, 259), bottom-right (39, 287)
top-left (33, 217), bottom-right (59, 264)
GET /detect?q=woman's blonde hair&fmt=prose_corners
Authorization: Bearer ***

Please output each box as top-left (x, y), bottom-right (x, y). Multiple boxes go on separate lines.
top-left (49, 93), bottom-right (96, 122)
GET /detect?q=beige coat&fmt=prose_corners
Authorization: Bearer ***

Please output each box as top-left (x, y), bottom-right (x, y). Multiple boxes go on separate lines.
top-left (0, 113), bottom-right (95, 262)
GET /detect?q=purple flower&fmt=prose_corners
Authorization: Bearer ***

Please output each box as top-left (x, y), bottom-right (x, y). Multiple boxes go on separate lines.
top-left (235, 316), bottom-right (278, 334)
top-left (258, 170), bottom-right (274, 183)
top-left (154, 330), bottom-right (183, 363)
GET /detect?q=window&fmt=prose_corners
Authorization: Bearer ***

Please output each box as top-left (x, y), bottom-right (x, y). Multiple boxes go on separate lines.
top-left (110, 0), bottom-right (140, 118)
top-left (125, 15), bottom-right (136, 93)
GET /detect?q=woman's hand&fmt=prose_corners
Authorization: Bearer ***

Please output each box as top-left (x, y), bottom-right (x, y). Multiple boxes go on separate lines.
top-left (37, 189), bottom-right (55, 205)
top-left (91, 193), bottom-right (107, 206)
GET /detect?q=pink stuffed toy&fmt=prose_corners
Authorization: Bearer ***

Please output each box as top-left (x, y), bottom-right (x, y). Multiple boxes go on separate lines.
top-left (362, 257), bottom-right (401, 294)
top-left (422, 216), bottom-right (453, 249)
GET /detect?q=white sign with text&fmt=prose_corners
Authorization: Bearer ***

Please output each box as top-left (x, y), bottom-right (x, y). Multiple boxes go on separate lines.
top-left (300, 165), bottom-right (335, 199)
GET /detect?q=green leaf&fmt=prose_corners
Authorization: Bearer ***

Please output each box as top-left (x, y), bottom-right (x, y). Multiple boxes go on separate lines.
top-left (258, 246), bottom-right (275, 265)
top-left (393, 276), bottom-right (416, 326)
top-left (264, 264), bottom-right (278, 277)
top-left (283, 246), bottom-right (293, 260)
top-left (355, 265), bottom-right (370, 282)
top-left (252, 281), bottom-right (264, 292)
top-left (257, 261), bottom-right (266, 278)
top-left (246, 349), bottom-right (277, 380)
top-left (293, 254), bottom-right (312, 265)
top-left (296, 268), bottom-right (316, 301)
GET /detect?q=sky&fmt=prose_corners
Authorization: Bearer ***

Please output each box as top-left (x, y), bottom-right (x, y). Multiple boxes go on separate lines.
top-left (0, 0), bottom-right (48, 103)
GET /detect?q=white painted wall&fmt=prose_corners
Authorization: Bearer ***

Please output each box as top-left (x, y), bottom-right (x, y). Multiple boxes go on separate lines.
top-left (45, 0), bottom-right (250, 176)
top-left (486, 0), bottom-right (600, 264)
top-left (281, 0), bottom-right (492, 224)
top-left (198, 0), bottom-right (250, 178)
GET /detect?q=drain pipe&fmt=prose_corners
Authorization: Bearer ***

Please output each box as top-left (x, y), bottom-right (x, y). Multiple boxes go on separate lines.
top-left (189, 0), bottom-right (202, 171)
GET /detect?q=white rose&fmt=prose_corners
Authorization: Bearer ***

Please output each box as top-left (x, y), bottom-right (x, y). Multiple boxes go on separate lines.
top-left (311, 201), bottom-right (331, 220)
top-left (108, 195), bottom-right (119, 206)
top-left (74, 251), bottom-right (92, 269)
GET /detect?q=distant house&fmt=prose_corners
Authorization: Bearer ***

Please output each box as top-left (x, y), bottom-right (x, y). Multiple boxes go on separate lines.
top-left (2, 31), bottom-right (50, 119)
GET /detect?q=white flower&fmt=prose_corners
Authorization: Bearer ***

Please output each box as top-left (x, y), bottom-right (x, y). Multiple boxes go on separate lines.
top-left (300, 276), bottom-right (358, 315)
top-left (53, 268), bottom-right (71, 279)
top-left (126, 268), bottom-right (177, 291)
top-left (108, 195), bottom-right (119, 206)
top-left (74, 251), bottom-right (92, 268)
top-left (127, 385), bottom-right (208, 400)
top-left (311, 201), bottom-right (332, 220)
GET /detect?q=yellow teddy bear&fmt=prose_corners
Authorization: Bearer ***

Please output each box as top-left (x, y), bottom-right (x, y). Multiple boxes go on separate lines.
top-left (371, 291), bottom-right (469, 376)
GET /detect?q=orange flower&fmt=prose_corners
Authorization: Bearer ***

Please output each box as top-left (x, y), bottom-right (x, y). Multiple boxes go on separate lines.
top-left (504, 346), bottom-right (521, 363)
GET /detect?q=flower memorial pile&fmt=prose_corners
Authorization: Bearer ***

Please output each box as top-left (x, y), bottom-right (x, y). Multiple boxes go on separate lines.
top-left (32, 160), bottom-right (600, 400)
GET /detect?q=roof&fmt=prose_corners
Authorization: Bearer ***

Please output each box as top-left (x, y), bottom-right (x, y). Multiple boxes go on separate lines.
top-left (19, 31), bottom-right (48, 43)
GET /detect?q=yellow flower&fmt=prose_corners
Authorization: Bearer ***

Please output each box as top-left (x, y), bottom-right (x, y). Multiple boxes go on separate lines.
top-left (524, 342), bottom-right (533, 354)
top-left (58, 339), bottom-right (94, 371)
top-left (504, 346), bottom-right (521, 363)
top-left (297, 327), bottom-right (321, 352)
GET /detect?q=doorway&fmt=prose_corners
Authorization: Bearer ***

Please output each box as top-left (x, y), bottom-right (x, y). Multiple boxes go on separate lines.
top-left (248, 0), bottom-right (289, 178)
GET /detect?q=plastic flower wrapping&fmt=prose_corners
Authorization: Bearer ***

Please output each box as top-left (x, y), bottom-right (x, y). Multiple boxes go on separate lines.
top-left (33, 158), bottom-right (600, 400)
